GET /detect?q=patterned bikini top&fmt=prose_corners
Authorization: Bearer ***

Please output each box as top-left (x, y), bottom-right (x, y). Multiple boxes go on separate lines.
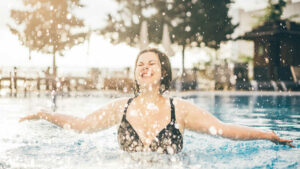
top-left (117, 97), bottom-right (183, 154)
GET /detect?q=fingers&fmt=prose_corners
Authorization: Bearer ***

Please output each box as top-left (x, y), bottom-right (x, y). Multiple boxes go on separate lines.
top-left (279, 139), bottom-right (295, 148)
top-left (19, 115), bottom-right (31, 122)
top-left (19, 114), bottom-right (39, 123)
top-left (288, 143), bottom-right (295, 148)
top-left (281, 140), bottom-right (294, 148)
top-left (19, 117), bottom-right (26, 123)
top-left (287, 142), bottom-right (295, 148)
top-left (271, 131), bottom-right (295, 148)
top-left (19, 116), bottom-right (30, 123)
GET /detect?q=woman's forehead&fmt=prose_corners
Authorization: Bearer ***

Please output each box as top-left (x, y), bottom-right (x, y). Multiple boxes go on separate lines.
top-left (137, 52), bottom-right (159, 62)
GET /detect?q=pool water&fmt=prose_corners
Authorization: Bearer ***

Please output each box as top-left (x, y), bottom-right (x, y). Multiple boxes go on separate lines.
top-left (0, 92), bottom-right (299, 169)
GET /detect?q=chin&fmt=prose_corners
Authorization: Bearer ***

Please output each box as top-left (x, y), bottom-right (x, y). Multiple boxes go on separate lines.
top-left (139, 78), bottom-right (160, 85)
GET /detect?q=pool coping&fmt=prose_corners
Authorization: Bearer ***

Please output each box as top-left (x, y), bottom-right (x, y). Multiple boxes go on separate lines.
top-left (171, 91), bottom-right (300, 97)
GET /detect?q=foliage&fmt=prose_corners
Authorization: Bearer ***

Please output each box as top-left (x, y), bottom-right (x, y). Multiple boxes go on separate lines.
top-left (255, 0), bottom-right (287, 27)
top-left (8, 0), bottom-right (87, 75)
top-left (100, 0), bottom-right (237, 72)
top-left (265, 0), bottom-right (286, 22)
top-left (238, 54), bottom-right (253, 64)
top-left (100, 0), bottom-right (152, 46)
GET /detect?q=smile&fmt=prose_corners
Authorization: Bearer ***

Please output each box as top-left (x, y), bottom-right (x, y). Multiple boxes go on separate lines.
top-left (141, 71), bottom-right (153, 78)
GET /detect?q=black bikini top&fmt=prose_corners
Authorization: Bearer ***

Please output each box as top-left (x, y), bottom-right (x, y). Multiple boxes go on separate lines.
top-left (117, 97), bottom-right (183, 154)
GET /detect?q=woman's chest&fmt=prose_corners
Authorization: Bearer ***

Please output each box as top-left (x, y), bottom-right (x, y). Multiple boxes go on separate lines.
top-left (126, 104), bottom-right (171, 134)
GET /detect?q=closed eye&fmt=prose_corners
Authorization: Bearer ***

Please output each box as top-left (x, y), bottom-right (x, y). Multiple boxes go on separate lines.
top-left (149, 61), bottom-right (157, 65)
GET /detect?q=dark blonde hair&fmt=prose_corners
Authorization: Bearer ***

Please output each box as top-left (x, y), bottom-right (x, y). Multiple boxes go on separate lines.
top-left (133, 48), bottom-right (172, 96)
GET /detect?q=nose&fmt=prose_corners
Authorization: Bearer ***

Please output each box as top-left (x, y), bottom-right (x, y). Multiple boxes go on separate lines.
top-left (142, 65), bottom-right (149, 70)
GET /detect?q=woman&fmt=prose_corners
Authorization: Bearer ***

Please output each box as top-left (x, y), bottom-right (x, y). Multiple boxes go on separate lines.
top-left (20, 48), bottom-right (294, 154)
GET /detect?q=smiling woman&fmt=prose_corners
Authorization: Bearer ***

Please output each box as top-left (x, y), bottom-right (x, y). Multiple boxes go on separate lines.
top-left (118, 49), bottom-right (183, 153)
top-left (133, 49), bottom-right (172, 96)
top-left (19, 48), bottom-right (294, 156)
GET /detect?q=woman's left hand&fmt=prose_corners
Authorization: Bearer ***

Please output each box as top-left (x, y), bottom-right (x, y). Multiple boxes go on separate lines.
top-left (269, 131), bottom-right (295, 148)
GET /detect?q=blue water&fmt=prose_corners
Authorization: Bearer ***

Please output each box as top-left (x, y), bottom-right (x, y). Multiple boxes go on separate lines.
top-left (0, 92), bottom-right (299, 168)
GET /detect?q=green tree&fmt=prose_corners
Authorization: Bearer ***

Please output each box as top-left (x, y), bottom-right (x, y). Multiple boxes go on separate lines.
top-left (100, 0), bottom-right (152, 46)
top-left (8, 0), bottom-right (87, 77)
top-left (255, 0), bottom-right (287, 27)
top-left (265, 0), bottom-right (286, 22)
top-left (100, 0), bottom-right (236, 75)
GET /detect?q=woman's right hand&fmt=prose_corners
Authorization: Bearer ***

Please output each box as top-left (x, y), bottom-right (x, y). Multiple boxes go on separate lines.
top-left (18, 98), bottom-right (128, 132)
top-left (19, 112), bottom-right (44, 122)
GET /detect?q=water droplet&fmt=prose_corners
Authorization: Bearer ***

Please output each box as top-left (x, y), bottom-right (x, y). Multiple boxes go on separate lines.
top-left (156, 147), bottom-right (163, 153)
top-left (209, 126), bottom-right (217, 135)
top-left (63, 124), bottom-right (71, 129)
top-left (37, 31), bottom-right (42, 37)
top-left (185, 26), bottom-right (191, 32)
top-left (167, 146), bottom-right (174, 154)
top-left (218, 129), bottom-right (223, 135)
top-left (186, 11), bottom-right (191, 17)
top-left (67, 13), bottom-right (72, 20)
top-left (129, 110), bottom-right (137, 116)
top-left (147, 103), bottom-right (158, 110)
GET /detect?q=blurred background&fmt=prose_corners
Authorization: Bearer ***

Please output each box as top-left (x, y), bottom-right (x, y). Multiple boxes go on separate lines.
top-left (0, 0), bottom-right (300, 96)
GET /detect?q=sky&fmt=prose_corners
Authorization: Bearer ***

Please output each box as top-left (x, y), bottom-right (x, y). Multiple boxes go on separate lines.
top-left (0, 0), bottom-right (296, 74)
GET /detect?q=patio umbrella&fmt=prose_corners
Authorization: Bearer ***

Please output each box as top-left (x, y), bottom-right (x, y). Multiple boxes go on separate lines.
top-left (162, 24), bottom-right (174, 56)
top-left (139, 21), bottom-right (149, 50)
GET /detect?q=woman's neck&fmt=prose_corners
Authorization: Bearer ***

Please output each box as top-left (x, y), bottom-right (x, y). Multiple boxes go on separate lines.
top-left (137, 86), bottom-right (162, 103)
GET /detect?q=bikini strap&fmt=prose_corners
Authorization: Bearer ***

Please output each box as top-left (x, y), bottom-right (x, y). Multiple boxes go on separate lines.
top-left (123, 97), bottom-right (134, 115)
top-left (170, 97), bottom-right (176, 121)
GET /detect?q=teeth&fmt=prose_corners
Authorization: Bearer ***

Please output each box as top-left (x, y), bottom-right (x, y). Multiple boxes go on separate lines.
top-left (146, 72), bottom-right (151, 76)
top-left (142, 72), bottom-right (152, 77)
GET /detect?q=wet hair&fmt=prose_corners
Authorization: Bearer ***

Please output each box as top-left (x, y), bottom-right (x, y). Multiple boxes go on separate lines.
top-left (133, 48), bottom-right (172, 96)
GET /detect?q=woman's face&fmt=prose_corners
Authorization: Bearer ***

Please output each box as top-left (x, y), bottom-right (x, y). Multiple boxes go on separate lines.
top-left (135, 52), bottom-right (162, 89)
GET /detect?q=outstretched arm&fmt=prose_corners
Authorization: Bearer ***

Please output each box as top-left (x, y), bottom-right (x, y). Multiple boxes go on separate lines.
top-left (19, 98), bottom-right (129, 133)
top-left (176, 99), bottom-right (294, 147)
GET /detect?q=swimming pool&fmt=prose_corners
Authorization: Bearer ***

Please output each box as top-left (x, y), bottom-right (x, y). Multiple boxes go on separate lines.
top-left (0, 92), bottom-right (299, 168)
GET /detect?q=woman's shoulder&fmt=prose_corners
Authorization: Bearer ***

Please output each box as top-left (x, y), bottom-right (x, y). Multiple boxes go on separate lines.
top-left (170, 97), bottom-right (200, 114)
top-left (101, 97), bottom-right (131, 112)
top-left (171, 97), bottom-right (194, 107)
